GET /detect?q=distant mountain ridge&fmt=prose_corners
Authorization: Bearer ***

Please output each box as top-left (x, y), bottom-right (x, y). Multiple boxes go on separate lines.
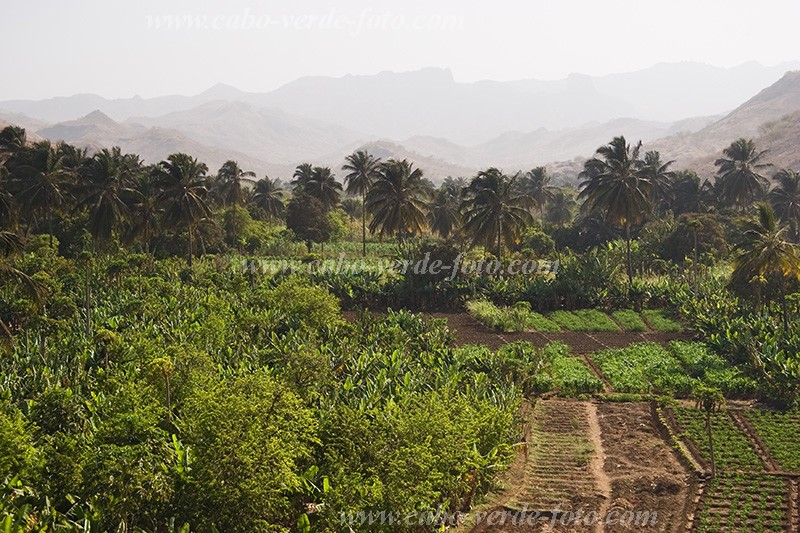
top-left (1, 63), bottom-right (800, 182)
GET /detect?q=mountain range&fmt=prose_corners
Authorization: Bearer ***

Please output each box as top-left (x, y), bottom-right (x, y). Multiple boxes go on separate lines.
top-left (1, 61), bottom-right (799, 183)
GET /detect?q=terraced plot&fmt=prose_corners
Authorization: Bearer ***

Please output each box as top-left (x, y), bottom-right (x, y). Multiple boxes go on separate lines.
top-left (695, 474), bottom-right (790, 533)
top-left (673, 407), bottom-right (765, 472)
top-left (743, 410), bottom-right (800, 473)
top-left (506, 400), bottom-right (602, 514)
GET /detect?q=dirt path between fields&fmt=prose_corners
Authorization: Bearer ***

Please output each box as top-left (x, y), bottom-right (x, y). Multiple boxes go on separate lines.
top-left (465, 402), bottom-right (692, 532)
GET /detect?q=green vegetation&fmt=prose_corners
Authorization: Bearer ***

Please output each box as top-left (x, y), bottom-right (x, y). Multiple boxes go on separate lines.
top-left (673, 407), bottom-right (764, 471)
top-left (610, 309), bottom-right (648, 331)
top-left (592, 343), bottom-right (692, 395)
top-left (696, 474), bottom-right (787, 533)
top-left (465, 300), bottom-right (560, 333)
top-left (744, 410), bottom-right (800, 472)
top-left (2, 124), bottom-right (800, 528)
top-left (548, 309), bottom-right (620, 332)
top-left (642, 309), bottom-right (683, 332)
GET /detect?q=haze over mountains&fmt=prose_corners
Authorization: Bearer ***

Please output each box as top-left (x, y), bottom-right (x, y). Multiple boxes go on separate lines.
top-left (1, 61), bottom-right (799, 182)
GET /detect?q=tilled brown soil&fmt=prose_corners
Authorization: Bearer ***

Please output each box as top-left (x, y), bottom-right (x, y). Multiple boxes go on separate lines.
top-left (471, 400), bottom-right (693, 533)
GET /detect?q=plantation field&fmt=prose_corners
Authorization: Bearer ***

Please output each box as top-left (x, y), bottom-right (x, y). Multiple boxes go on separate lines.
top-left (465, 300), bottom-right (684, 334)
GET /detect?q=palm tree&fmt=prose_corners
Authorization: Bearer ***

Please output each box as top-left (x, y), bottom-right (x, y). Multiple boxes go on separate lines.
top-left (154, 153), bottom-right (212, 266)
top-left (292, 164), bottom-right (341, 211)
top-left (342, 150), bottom-right (381, 256)
top-left (638, 151), bottom-right (675, 213)
top-left (715, 138), bottom-right (771, 209)
top-left (123, 171), bottom-right (162, 253)
top-left (339, 198), bottom-right (362, 222)
top-left (769, 168), bottom-right (800, 242)
top-left (519, 166), bottom-right (556, 225)
top-left (0, 125), bottom-right (27, 165)
top-left (76, 147), bottom-right (139, 244)
top-left (428, 185), bottom-right (461, 239)
top-left (461, 168), bottom-right (532, 259)
top-left (672, 170), bottom-right (712, 215)
top-left (11, 141), bottom-right (77, 248)
top-left (546, 189), bottom-right (577, 226)
top-left (248, 177), bottom-right (284, 220)
top-left (731, 203), bottom-right (800, 331)
top-left (0, 167), bottom-right (17, 229)
top-left (578, 136), bottom-right (652, 283)
top-left (216, 160), bottom-right (256, 207)
top-left (365, 159), bottom-right (429, 240)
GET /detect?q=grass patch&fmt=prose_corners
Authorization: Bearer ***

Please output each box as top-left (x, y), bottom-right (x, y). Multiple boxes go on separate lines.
top-left (642, 309), bottom-right (683, 332)
top-left (611, 309), bottom-right (648, 332)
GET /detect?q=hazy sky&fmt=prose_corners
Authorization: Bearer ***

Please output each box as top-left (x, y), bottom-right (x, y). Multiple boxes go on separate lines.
top-left (3, 0), bottom-right (799, 100)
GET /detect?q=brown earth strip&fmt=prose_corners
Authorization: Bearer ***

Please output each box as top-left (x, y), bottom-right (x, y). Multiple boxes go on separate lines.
top-left (729, 409), bottom-right (780, 471)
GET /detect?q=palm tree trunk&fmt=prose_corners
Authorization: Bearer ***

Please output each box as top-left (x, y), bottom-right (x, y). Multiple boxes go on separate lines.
top-left (706, 413), bottom-right (716, 478)
top-left (496, 218), bottom-right (502, 261)
top-left (693, 229), bottom-right (699, 295)
top-left (187, 227), bottom-right (193, 267)
top-left (625, 223), bottom-right (633, 284)
top-left (361, 191), bottom-right (367, 257)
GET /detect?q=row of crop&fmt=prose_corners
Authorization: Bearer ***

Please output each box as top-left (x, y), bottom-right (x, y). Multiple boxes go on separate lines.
top-left (743, 410), bottom-right (800, 472)
top-left (696, 474), bottom-right (788, 533)
top-left (673, 407), bottom-right (764, 471)
top-left (591, 342), bottom-right (757, 398)
top-left (465, 300), bottom-right (682, 333)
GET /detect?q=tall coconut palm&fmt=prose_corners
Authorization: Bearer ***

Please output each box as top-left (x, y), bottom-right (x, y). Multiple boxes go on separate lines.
top-left (715, 138), bottom-right (771, 209)
top-left (428, 184), bottom-right (461, 239)
top-left (672, 170), bottom-right (712, 215)
top-left (769, 168), bottom-right (800, 242)
top-left (0, 167), bottom-right (16, 229)
top-left (519, 166), bottom-right (556, 225)
top-left (0, 125), bottom-right (27, 165)
top-left (216, 160), bottom-right (256, 207)
top-left (76, 147), bottom-right (140, 244)
top-left (342, 150), bottom-right (381, 256)
top-left (154, 153), bottom-right (212, 266)
top-left (292, 164), bottom-right (341, 211)
top-left (11, 141), bottom-right (77, 248)
top-left (546, 189), bottom-right (577, 226)
top-left (366, 159), bottom-right (429, 240)
top-left (578, 136), bottom-right (652, 283)
top-left (248, 177), bottom-right (284, 220)
top-left (461, 168), bottom-right (532, 259)
top-left (731, 203), bottom-right (800, 331)
top-left (639, 151), bottom-right (675, 213)
top-left (124, 172), bottom-right (162, 254)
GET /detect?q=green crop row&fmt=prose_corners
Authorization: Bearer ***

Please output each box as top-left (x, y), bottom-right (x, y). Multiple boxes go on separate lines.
top-left (642, 309), bottom-right (683, 332)
top-left (744, 410), bottom-right (800, 472)
top-left (673, 407), bottom-right (764, 471)
top-left (466, 300), bottom-right (685, 334)
top-left (610, 309), bottom-right (648, 331)
top-left (696, 474), bottom-right (788, 533)
top-left (548, 309), bottom-right (620, 332)
top-left (465, 300), bottom-right (560, 332)
top-left (591, 342), bottom-right (755, 398)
